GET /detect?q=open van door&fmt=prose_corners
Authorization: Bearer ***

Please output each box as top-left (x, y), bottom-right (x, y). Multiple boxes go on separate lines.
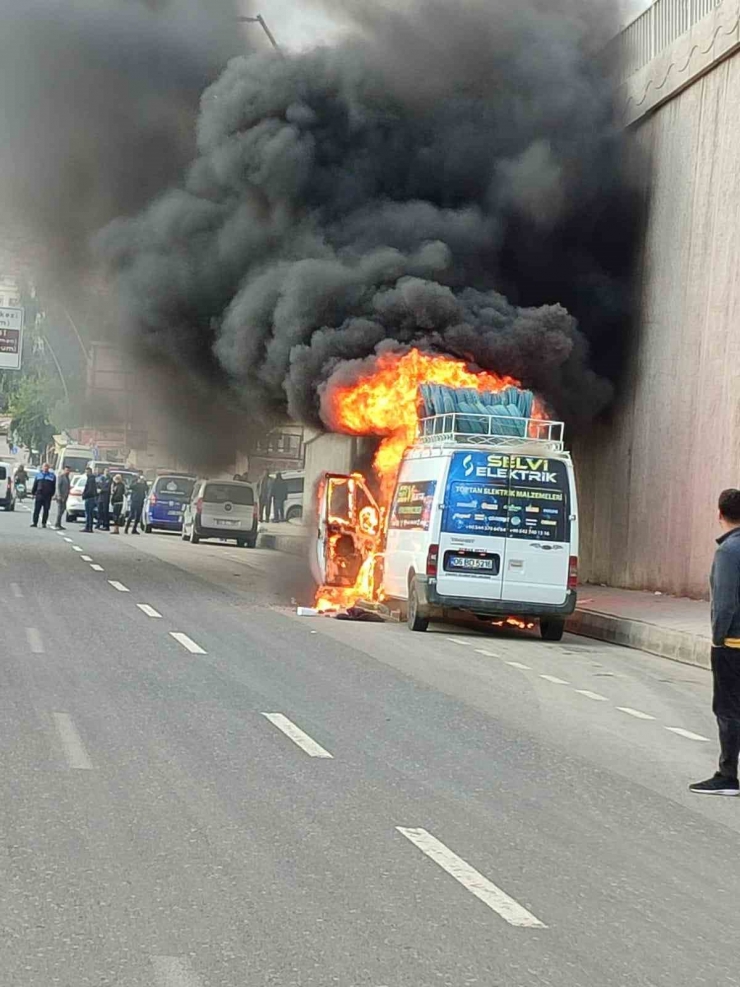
top-left (314, 473), bottom-right (381, 587)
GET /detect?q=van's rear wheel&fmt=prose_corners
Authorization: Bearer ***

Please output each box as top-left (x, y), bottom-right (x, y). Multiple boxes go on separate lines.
top-left (540, 618), bottom-right (565, 641)
top-left (407, 580), bottom-right (429, 632)
top-left (189, 527), bottom-right (200, 545)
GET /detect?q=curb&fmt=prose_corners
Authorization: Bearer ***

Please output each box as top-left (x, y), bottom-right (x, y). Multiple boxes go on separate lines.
top-left (256, 531), bottom-right (308, 558)
top-left (567, 607), bottom-right (711, 670)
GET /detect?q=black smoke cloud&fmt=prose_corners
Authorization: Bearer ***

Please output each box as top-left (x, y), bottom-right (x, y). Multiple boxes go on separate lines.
top-left (101, 0), bottom-right (643, 438)
top-left (0, 0), bottom-right (240, 279)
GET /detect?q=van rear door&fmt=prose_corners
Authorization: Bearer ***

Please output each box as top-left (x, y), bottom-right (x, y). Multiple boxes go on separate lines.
top-left (436, 452), bottom-right (508, 602)
top-left (499, 457), bottom-right (571, 606)
top-left (314, 473), bottom-right (380, 587)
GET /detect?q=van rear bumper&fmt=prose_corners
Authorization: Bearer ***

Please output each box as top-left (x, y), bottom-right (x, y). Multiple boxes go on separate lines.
top-left (415, 576), bottom-right (577, 618)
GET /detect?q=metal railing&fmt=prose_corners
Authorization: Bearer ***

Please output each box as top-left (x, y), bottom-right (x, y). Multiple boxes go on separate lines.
top-left (416, 413), bottom-right (565, 450)
top-left (615, 0), bottom-right (724, 78)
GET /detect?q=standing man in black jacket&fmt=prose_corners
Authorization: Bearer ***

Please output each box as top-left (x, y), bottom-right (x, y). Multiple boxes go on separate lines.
top-left (96, 467), bottom-right (112, 530)
top-left (125, 473), bottom-right (148, 534)
top-left (81, 467), bottom-right (98, 533)
top-left (30, 463), bottom-right (56, 529)
top-left (690, 488), bottom-right (740, 796)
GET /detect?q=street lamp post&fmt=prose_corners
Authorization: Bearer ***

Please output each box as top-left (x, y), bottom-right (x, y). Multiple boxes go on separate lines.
top-left (237, 13), bottom-right (282, 53)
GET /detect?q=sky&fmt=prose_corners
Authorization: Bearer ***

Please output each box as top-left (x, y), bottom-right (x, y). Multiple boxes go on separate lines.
top-left (237, 0), bottom-right (655, 51)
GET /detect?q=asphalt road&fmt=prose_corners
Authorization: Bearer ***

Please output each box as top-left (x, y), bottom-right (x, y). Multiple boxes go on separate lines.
top-left (1, 505), bottom-right (738, 987)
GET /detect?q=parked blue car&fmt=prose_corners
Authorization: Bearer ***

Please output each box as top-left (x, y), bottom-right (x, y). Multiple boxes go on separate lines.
top-left (142, 474), bottom-right (196, 533)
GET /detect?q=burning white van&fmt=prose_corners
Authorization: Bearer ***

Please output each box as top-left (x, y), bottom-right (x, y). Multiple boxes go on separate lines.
top-left (313, 384), bottom-right (578, 640)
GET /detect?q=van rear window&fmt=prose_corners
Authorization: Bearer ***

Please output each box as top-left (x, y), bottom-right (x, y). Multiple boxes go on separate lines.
top-left (0, 467), bottom-right (6, 480)
top-left (156, 477), bottom-right (195, 498)
top-left (204, 483), bottom-right (254, 506)
top-left (443, 451), bottom-right (569, 542)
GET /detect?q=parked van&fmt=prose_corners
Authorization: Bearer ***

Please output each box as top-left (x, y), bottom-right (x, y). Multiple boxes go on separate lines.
top-left (55, 446), bottom-right (94, 476)
top-left (142, 474), bottom-right (196, 533)
top-left (182, 478), bottom-right (258, 547)
top-left (0, 462), bottom-right (16, 511)
top-left (314, 410), bottom-right (577, 640)
top-left (274, 469), bottom-right (304, 522)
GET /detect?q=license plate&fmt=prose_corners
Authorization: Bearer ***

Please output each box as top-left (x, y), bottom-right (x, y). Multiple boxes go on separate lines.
top-left (449, 556), bottom-right (494, 571)
top-left (215, 518), bottom-right (237, 526)
top-left (168, 510), bottom-right (182, 516)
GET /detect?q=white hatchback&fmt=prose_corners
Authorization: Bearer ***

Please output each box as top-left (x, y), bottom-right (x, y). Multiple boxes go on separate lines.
top-left (182, 479), bottom-right (258, 547)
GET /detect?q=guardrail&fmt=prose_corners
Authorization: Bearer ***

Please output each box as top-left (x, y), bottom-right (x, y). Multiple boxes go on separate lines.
top-left (615, 0), bottom-right (723, 77)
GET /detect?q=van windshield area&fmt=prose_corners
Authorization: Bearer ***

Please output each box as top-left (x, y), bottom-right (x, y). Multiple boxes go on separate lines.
top-left (443, 452), bottom-right (569, 542)
top-left (204, 483), bottom-right (254, 506)
top-left (64, 456), bottom-right (90, 473)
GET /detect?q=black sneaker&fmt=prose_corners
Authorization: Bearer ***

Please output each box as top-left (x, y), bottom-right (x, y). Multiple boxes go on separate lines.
top-left (689, 773), bottom-right (740, 796)
top-left (30, 523), bottom-right (37, 528)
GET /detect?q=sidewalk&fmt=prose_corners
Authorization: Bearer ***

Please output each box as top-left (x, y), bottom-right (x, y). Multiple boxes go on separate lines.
top-left (256, 520), bottom-right (310, 557)
top-left (568, 585), bottom-right (711, 670)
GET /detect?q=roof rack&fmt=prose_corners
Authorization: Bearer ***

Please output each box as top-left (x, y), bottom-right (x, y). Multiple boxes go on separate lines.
top-left (415, 412), bottom-right (564, 450)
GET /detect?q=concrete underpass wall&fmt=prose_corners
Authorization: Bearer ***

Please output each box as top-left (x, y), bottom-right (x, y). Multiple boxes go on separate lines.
top-left (577, 44), bottom-right (740, 599)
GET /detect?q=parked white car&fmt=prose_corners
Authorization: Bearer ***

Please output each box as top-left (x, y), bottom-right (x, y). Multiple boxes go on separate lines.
top-left (182, 479), bottom-right (258, 547)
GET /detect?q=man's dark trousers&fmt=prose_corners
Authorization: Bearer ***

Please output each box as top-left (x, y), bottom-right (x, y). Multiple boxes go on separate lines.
top-left (96, 494), bottom-right (111, 529)
top-left (84, 498), bottom-right (96, 531)
top-left (712, 645), bottom-right (740, 779)
top-left (32, 495), bottom-right (52, 527)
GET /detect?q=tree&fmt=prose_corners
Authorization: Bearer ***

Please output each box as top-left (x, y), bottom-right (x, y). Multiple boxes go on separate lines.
top-left (7, 376), bottom-right (56, 453)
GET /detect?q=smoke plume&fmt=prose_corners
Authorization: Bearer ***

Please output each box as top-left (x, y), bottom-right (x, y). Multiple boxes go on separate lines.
top-left (0, 0), bottom-right (240, 280)
top-left (24, 0), bottom-right (643, 446)
top-left (101, 0), bottom-right (644, 434)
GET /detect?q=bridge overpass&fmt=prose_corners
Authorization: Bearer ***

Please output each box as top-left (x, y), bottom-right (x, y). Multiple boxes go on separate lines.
top-left (577, 0), bottom-right (740, 598)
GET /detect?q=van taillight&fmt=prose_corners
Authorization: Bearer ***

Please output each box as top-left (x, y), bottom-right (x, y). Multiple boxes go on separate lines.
top-left (426, 544), bottom-right (439, 577)
top-left (568, 556), bottom-right (578, 590)
top-left (196, 497), bottom-right (203, 514)
top-left (149, 494), bottom-right (157, 506)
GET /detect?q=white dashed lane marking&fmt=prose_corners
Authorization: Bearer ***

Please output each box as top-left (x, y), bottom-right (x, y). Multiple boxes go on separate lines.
top-left (397, 827), bottom-right (546, 928)
top-left (52, 712), bottom-right (93, 770)
top-left (72, 546), bottom-right (83, 552)
top-left (10, 583), bottom-right (23, 598)
top-left (151, 956), bottom-right (204, 987)
top-left (445, 627), bottom-right (711, 748)
top-left (665, 726), bottom-right (711, 742)
top-left (170, 632), bottom-right (206, 655)
top-left (108, 580), bottom-right (130, 593)
top-left (26, 628), bottom-right (44, 654)
top-left (63, 537), bottom-right (73, 543)
top-left (137, 604), bottom-right (162, 619)
top-left (261, 713), bottom-right (333, 758)
top-left (90, 564), bottom-right (104, 572)
top-left (575, 689), bottom-right (609, 702)
top-left (80, 555), bottom-right (93, 562)
top-left (617, 707), bottom-right (655, 720)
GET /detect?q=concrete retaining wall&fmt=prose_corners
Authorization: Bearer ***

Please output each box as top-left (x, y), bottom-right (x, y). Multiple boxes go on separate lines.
top-left (577, 43), bottom-right (740, 598)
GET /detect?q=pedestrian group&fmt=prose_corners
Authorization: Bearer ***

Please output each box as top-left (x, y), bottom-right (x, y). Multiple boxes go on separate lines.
top-left (28, 462), bottom-right (149, 535)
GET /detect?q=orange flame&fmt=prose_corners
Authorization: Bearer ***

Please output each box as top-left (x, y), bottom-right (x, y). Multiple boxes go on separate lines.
top-left (314, 348), bottom-right (530, 613)
top-left (322, 348), bottom-right (519, 495)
